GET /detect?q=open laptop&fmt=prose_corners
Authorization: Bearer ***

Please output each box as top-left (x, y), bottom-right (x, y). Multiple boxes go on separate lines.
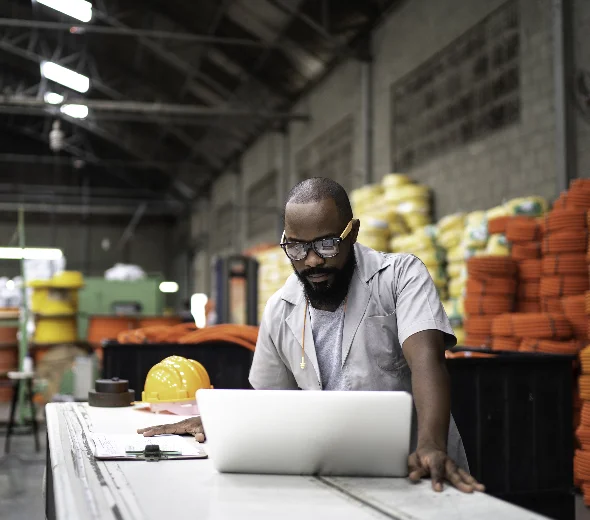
top-left (196, 389), bottom-right (412, 477)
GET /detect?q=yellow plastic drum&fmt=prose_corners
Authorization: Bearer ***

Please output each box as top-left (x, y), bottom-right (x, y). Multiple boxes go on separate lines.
top-left (30, 288), bottom-right (77, 316)
top-left (33, 317), bottom-right (77, 344)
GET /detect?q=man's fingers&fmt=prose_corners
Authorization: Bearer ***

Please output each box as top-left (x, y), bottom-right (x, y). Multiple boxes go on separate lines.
top-left (429, 455), bottom-right (446, 492)
top-left (458, 468), bottom-right (485, 492)
top-left (194, 432), bottom-right (205, 443)
top-left (408, 452), bottom-right (427, 482)
top-left (137, 423), bottom-right (176, 437)
top-left (408, 467), bottom-right (428, 482)
top-left (445, 460), bottom-right (475, 493)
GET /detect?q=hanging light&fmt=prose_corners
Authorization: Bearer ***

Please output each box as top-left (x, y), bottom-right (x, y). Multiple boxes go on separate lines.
top-left (60, 104), bottom-right (89, 119)
top-left (41, 62), bottom-right (90, 93)
top-left (34, 0), bottom-right (92, 23)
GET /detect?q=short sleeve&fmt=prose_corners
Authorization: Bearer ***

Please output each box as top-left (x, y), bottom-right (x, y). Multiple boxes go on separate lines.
top-left (248, 298), bottom-right (298, 390)
top-left (394, 254), bottom-right (457, 348)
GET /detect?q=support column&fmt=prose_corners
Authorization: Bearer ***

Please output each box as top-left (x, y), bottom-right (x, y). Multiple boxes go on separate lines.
top-left (359, 39), bottom-right (374, 186)
top-left (552, 0), bottom-right (576, 194)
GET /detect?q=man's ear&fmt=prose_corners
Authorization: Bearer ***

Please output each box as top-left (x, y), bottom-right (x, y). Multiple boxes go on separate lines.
top-left (351, 219), bottom-right (360, 244)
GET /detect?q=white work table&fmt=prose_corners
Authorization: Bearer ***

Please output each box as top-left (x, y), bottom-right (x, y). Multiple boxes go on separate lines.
top-left (45, 403), bottom-right (548, 520)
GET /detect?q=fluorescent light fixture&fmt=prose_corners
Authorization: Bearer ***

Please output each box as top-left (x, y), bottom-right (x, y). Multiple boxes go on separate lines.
top-left (41, 61), bottom-right (90, 93)
top-left (0, 248), bottom-right (63, 260)
top-left (44, 92), bottom-right (64, 105)
top-left (35, 0), bottom-right (92, 22)
top-left (60, 104), bottom-right (88, 119)
top-left (159, 281), bottom-right (179, 293)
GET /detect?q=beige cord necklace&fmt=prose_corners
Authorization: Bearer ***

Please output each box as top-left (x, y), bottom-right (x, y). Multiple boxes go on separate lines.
top-left (300, 296), bottom-right (348, 369)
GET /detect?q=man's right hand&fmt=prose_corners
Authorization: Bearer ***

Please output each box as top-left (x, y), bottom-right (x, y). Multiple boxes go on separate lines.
top-left (137, 417), bottom-right (205, 442)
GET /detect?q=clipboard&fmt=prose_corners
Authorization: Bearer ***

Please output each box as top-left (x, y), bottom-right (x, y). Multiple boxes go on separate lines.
top-left (91, 433), bottom-right (208, 461)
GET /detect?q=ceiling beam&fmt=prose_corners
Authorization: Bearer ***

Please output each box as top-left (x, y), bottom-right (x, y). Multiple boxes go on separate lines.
top-left (0, 95), bottom-right (309, 120)
top-left (0, 153), bottom-right (208, 171)
top-left (0, 18), bottom-right (265, 47)
top-left (0, 201), bottom-right (181, 216)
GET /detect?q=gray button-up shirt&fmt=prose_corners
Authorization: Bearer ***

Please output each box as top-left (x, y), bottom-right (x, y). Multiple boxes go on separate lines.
top-left (249, 242), bottom-right (468, 471)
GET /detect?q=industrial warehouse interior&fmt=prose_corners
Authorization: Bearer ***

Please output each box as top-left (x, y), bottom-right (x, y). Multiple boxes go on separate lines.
top-left (1, 0), bottom-right (590, 519)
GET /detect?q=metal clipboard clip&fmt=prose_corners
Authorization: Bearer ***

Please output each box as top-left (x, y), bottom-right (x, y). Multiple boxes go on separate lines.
top-left (125, 444), bottom-right (182, 461)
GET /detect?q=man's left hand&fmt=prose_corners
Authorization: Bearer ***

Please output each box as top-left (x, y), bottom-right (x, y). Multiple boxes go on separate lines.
top-left (408, 446), bottom-right (485, 493)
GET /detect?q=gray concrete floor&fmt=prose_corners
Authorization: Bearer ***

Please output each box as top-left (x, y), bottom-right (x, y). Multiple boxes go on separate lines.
top-left (0, 402), bottom-right (46, 520)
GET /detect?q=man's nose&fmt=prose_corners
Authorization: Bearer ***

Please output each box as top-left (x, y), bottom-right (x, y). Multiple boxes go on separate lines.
top-left (305, 249), bottom-right (325, 269)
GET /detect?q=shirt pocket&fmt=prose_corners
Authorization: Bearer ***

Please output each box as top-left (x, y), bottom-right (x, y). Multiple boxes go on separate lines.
top-left (363, 313), bottom-right (406, 372)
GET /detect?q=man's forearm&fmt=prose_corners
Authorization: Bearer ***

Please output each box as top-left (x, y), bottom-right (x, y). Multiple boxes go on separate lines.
top-left (411, 358), bottom-right (451, 451)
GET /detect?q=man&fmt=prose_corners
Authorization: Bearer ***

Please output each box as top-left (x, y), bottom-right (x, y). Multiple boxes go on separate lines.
top-left (139, 177), bottom-right (483, 494)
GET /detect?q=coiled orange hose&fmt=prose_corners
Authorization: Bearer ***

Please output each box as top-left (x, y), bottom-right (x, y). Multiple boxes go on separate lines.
top-left (178, 324), bottom-right (259, 351)
top-left (541, 296), bottom-right (564, 313)
top-left (562, 294), bottom-right (587, 339)
top-left (511, 242), bottom-right (541, 260)
top-left (467, 256), bottom-right (518, 279)
top-left (577, 426), bottom-right (590, 451)
top-left (463, 334), bottom-right (492, 347)
top-left (506, 218), bottom-right (542, 242)
top-left (445, 351), bottom-right (496, 359)
top-left (542, 254), bottom-right (588, 276)
top-left (492, 312), bottom-right (572, 339)
top-left (542, 230), bottom-right (588, 254)
top-left (518, 259), bottom-right (542, 280)
top-left (554, 188), bottom-right (590, 210)
top-left (519, 338), bottom-right (583, 355)
top-left (540, 276), bottom-right (589, 298)
top-left (575, 449), bottom-right (590, 482)
top-left (464, 315), bottom-right (495, 335)
top-left (466, 278), bottom-right (517, 296)
top-left (581, 375), bottom-right (590, 400)
top-left (544, 208), bottom-right (587, 232)
top-left (586, 291), bottom-right (590, 315)
top-left (491, 314), bottom-right (515, 336)
top-left (487, 216), bottom-right (511, 235)
top-left (582, 401), bottom-right (590, 425)
top-left (581, 345), bottom-right (590, 374)
top-left (465, 296), bottom-right (514, 315)
top-left (517, 282), bottom-right (540, 300)
top-left (515, 300), bottom-right (542, 313)
top-left (491, 336), bottom-right (520, 351)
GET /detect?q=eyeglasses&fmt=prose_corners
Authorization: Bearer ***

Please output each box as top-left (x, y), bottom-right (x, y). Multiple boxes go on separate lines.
top-left (280, 220), bottom-right (354, 261)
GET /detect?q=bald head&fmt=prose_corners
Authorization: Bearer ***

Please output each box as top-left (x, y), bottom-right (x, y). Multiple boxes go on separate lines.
top-left (284, 177), bottom-right (353, 226)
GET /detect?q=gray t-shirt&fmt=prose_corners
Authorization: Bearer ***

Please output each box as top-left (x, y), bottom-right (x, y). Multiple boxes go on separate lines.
top-left (308, 301), bottom-right (349, 390)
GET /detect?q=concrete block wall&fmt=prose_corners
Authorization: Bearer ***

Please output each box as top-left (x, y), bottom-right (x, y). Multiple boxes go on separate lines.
top-left (574, 0), bottom-right (590, 178)
top-left (194, 0), bottom-right (577, 292)
top-left (373, 0), bottom-right (557, 217)
top-left (241, 132), bottom-right (284, 251)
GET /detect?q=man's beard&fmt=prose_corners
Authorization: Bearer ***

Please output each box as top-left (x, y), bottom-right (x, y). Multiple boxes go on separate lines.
top-left (293, 248), bottom-right (356, 309)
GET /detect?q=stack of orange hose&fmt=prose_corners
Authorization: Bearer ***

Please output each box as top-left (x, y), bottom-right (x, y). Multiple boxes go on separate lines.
top-left (503, 217), bottom-right (544, 313)
top-left (575, 346), bottom-right (590, 500)
top-left (463, 257), bottom-right (517, 348)
top-left (562, 294), bottom-right (588, 340)
top-left (115, 323), bottom-right (260, 351)
top-left (541, 205), bottom-right (589, 314)
top-left (490, 312), bottom-right (578, 354)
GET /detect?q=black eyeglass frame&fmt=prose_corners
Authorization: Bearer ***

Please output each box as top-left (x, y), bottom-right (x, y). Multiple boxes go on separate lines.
top-left (279, 220), bottom-right (355, 261)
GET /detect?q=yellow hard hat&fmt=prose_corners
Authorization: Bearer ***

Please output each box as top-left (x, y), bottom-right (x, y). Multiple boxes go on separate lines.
top-left (142, 355), bottom-right (212, 403)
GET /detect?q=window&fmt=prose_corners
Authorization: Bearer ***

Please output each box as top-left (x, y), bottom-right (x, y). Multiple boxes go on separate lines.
top-left (391, 0), bottom-right (520, 171)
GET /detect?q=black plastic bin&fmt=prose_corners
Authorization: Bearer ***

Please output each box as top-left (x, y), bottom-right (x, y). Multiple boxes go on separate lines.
top-left (102, 341), bottom-right (255, 400)
top-left (448, 350), bottom-right (575, 520)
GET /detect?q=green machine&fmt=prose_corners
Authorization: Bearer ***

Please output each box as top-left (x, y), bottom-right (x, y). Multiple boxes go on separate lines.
top-left (77, 276), bottom-right (165, 340)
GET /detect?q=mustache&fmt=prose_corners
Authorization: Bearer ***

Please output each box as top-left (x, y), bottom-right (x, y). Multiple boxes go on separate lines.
top-left (300, 267), bottom-right (339, 278)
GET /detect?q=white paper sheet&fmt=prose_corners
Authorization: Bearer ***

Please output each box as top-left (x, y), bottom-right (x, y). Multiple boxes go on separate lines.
top-left (91, 433), bottom-right (207, 459)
